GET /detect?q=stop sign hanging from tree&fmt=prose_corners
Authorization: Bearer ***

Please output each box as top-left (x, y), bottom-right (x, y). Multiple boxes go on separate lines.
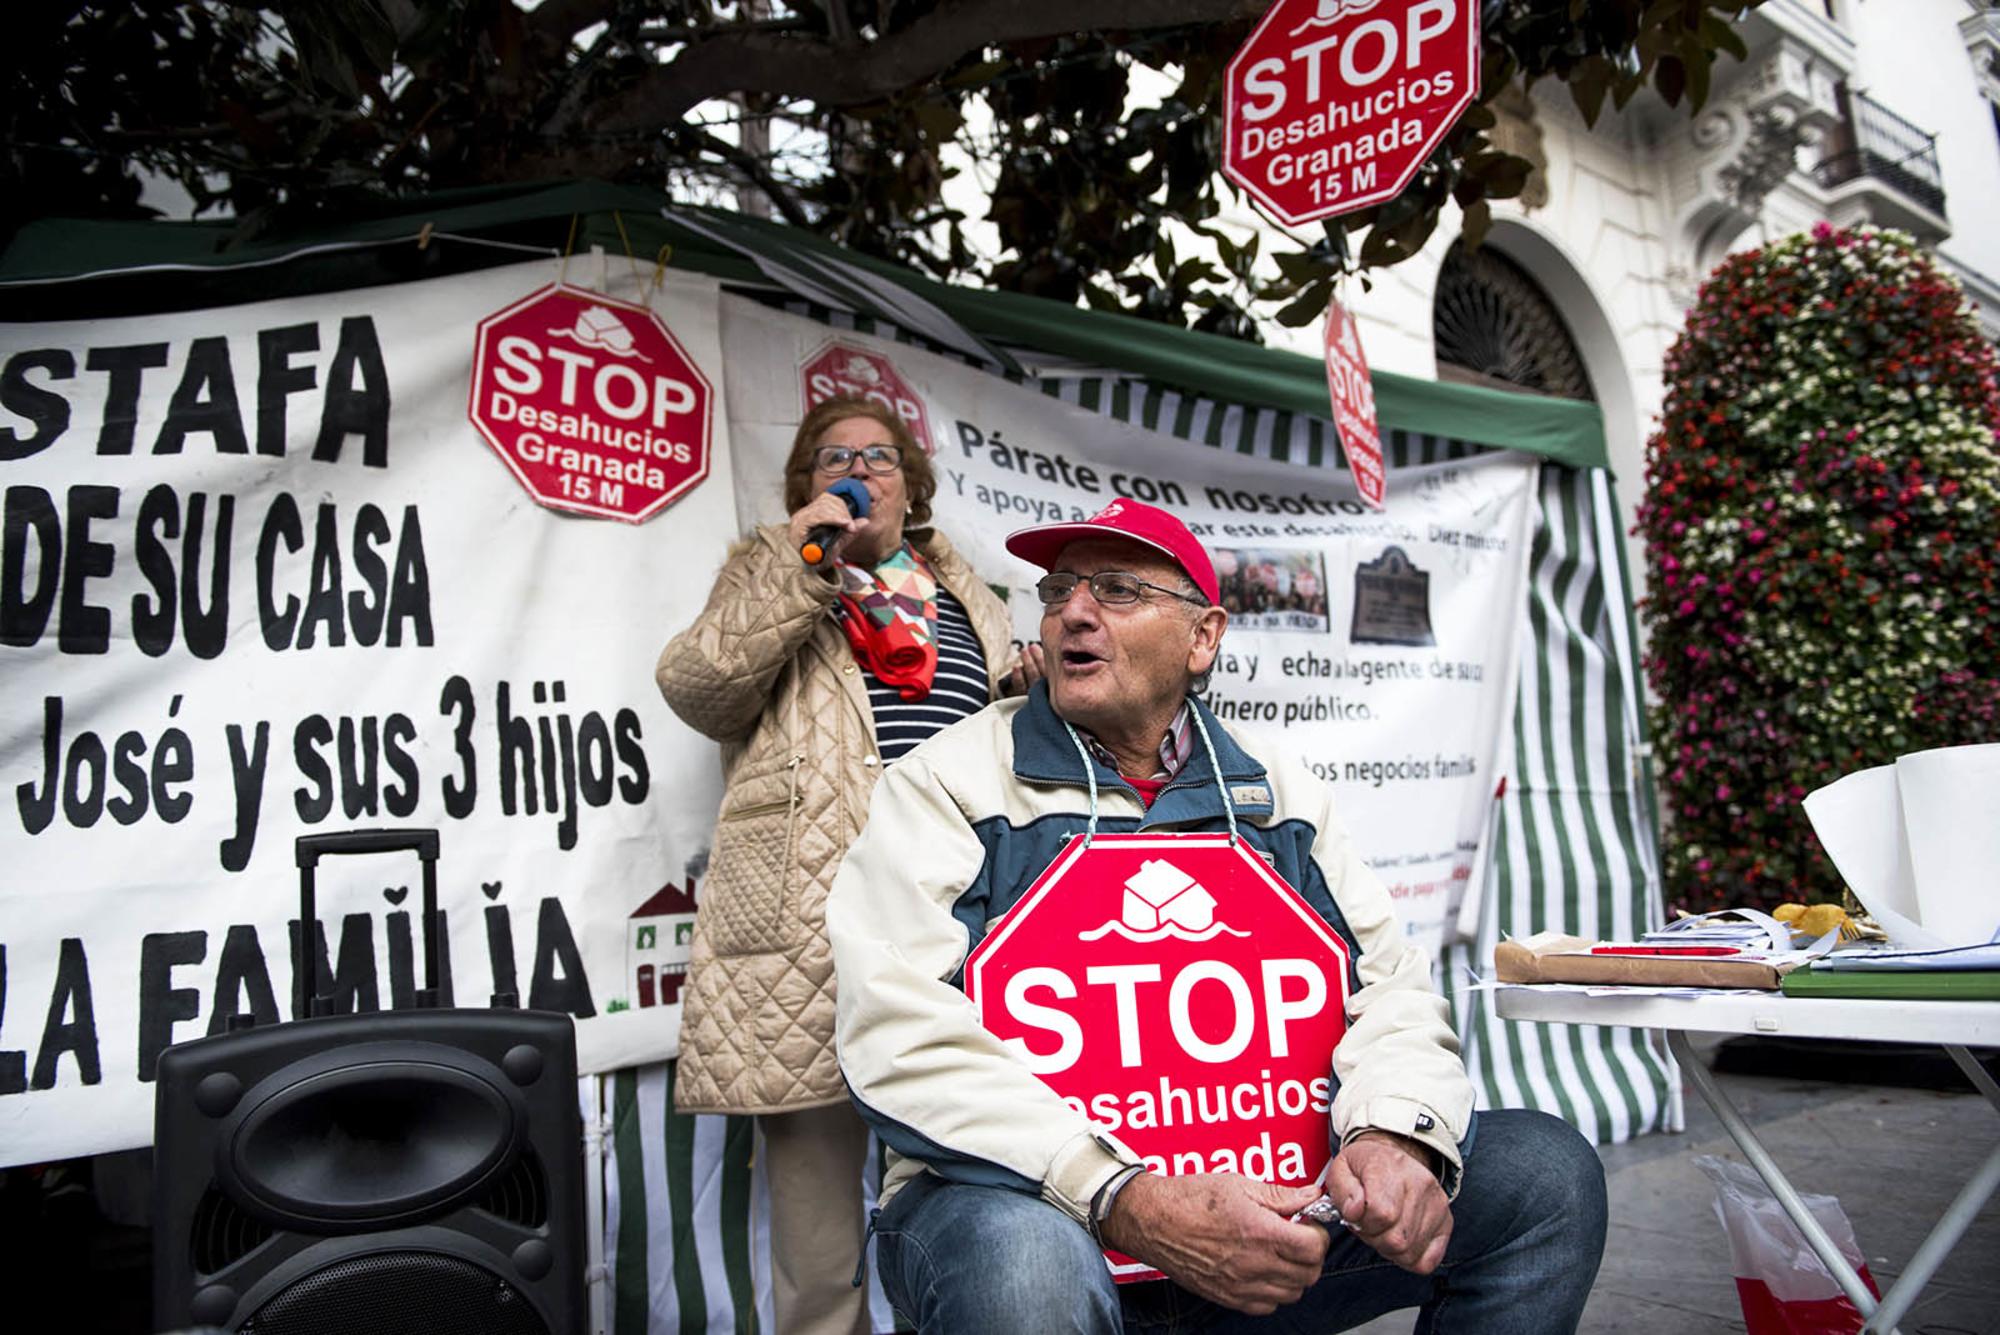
top-left (1224, 0), bottom-right (1480, 227)
top-left (965, 833), bottom-right (1353, 1282)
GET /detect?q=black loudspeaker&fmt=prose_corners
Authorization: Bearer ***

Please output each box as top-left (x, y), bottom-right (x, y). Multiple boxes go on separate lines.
top-left (151, 831), bottom-right (585, 1334)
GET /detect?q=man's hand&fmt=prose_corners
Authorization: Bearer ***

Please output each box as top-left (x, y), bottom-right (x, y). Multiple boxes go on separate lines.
top-left (1002, 643), bottom-right (1046, 697)
top-left (1324, 1131), bottom-right (1452, 1274)
top-left (1098, 1173), bottom-right (1330, 1314)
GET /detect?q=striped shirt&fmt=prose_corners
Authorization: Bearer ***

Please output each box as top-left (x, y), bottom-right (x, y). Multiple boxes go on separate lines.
top-left (844, 587), bottom-right (993, 763)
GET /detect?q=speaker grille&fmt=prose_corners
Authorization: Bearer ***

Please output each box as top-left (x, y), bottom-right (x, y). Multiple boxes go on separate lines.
top-left (245, 1251), bottom-right (550, 1335)
top-left (191, 1184), bottom-right (274, 1274)
top-left (476, 1147), bottom-right (549, 1228)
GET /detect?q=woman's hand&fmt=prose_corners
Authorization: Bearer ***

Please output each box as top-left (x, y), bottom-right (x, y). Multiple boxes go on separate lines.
top-left (1001, 643), bottom-right (1046, 698)
top-left (786, 491), bottom-right (865, 566)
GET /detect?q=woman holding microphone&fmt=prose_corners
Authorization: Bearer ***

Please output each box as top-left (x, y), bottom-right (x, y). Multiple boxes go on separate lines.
top-left (656, 395), bottom-right (1035, 1334)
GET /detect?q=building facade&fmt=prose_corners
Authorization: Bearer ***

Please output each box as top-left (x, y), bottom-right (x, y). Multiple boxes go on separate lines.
top-left (1245, 0), bottom-right (2000, 592)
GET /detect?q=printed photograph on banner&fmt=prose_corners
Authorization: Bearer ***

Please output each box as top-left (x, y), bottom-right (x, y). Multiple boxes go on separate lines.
top-left (1214, 548), bottom-right (1330, 633)
top-left (1349, 546), bottom-right (1435, 646)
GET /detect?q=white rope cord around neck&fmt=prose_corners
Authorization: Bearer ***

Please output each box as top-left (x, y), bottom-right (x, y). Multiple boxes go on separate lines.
top-left (1061, 719), bottom-right (1102, 845)
top-left (1061, 705), bottom-right (1240, 844)
top-left (1188, 704), bottom-right (1241, 843)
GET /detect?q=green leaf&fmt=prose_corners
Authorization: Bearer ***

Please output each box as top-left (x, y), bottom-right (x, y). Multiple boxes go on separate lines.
top-left (1212, 230), bottom-right (1239, 270)
top-left (277, 0), bottom-right (398, 100)
top-left (941, 59), bottom-right (1010, 91)
top-left (1174, 257), bottom-right (1221, 286)
top-left (912, 98), bottom-right (963, 143)
top-left (1466, 150), bottom-right (1534, 200)
top-left (1461, 198), bottom-right (1493, 252)
top-left (1654, 54), bottom-right (1687, 106)
top-left (1388, 204), bottom-right (1442, 259)
top-left (1569, 54), bottom-right (1613, 127)
top-left (1358, 225), bottom-right (1401, 268)
top-left (1701, 14), bottom-right (1749, 63)
top-left (1275, 280), bottom-right (1333, 327)
top-left (1684, 45), bottom-right (1712, 111)
top-left (1081, 284), bottom-right (1122, 312)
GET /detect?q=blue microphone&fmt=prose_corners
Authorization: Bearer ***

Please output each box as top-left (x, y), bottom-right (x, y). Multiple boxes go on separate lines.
top-left (801, 477), bottom-right (872, 565)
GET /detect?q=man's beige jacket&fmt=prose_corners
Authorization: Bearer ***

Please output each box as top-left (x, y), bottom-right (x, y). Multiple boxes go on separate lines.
top-left (828, 688), bottom-right (1476, 1226)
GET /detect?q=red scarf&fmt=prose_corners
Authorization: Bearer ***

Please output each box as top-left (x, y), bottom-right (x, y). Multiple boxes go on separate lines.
top-left (836, 545), bottom-right (939, 701)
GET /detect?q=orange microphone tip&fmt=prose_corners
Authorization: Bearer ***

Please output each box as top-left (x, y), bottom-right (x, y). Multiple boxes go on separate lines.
top-left (802, 542), bottom-right (825, 564)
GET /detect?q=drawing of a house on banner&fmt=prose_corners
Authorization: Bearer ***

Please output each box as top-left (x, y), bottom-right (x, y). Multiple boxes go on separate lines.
top-left (628, 879), bottom-right (698, 1009)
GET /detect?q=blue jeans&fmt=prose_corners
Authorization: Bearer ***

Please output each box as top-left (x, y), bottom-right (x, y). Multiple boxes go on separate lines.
top-left (872, 1110), bottom-right (1607, 1335)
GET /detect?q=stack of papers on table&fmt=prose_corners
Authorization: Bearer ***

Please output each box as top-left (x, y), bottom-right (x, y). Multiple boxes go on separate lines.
top-left (1803, 744), bottom-right (2000, 951)
top-left (1814, 942), bottom-right (2000, 971)
top-left (1783, 940), bottom-right (2000, 1000)
top-left (1493, 914), bottom-right (1834, 993)
top-left (1641, 908), bottom-right (1795, 953)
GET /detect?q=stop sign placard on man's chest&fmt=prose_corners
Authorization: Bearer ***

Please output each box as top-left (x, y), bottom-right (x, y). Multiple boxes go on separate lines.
top-left (965, 833), bottom-right (1352, 1278)
top-left (1224, 0), bottom-right (1479, 226)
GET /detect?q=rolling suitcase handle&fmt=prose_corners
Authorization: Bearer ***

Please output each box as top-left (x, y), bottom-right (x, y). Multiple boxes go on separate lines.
top-left (295, 828), bottom-right (443, 1019)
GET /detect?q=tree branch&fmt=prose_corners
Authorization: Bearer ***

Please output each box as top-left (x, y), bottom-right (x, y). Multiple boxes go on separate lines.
top-left (682, 125), bottom-right (817, 228)
top-left (584, 0), bottom-right (1263, 133)
top-left (526, 0), bottom-right (619, 44)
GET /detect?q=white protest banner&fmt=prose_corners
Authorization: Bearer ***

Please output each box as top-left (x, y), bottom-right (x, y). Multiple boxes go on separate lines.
top-left (0, 259), bottom-right (732, 1165)
top-left (721, 298), bottom-right (1538, 952)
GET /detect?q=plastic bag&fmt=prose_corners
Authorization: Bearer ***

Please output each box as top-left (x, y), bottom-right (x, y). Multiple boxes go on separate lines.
top-left (1695, 1156), bottom-right (1882, 1335)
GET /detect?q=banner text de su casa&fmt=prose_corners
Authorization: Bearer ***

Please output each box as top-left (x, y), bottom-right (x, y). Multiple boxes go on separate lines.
top-left (2, 316), bottom-right (652, 869)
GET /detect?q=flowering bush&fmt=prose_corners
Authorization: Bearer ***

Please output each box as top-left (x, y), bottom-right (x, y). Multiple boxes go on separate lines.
top-left (1638, 224), bottom-right (2000, 912)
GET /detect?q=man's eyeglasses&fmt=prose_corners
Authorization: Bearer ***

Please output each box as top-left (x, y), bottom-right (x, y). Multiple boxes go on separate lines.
top-left (1035, 571), bottom-right (1208, 608)
top-left (813, 444), bottom-right (903, 475)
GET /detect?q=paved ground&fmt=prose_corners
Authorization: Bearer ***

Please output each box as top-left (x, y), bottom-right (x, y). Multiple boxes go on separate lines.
top-left (10, 1035), bottom-right (1996, 1332)
top-left (1355, 1034), bottom-right (2000, 1334)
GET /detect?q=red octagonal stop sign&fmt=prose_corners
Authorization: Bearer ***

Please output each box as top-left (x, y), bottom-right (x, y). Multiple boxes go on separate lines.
top-left (1224, 0), bottom-right (1479, 226)
top-left (799, 338), bottom-right (936, 456)
top-left (965, 833), bottom-right (1352, 1281)
top-left (469, 284), bottom-right (713, 522)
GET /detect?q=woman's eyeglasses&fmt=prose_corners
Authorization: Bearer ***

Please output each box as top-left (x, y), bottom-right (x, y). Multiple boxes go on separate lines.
top-left (813, 444), bottom-right (903, 474)
top-left (1035, 571), bottom-right (1207, 608)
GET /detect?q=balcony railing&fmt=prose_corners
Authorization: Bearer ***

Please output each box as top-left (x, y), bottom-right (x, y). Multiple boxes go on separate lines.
top-left (1814, 89), bottom-right (1947, 218)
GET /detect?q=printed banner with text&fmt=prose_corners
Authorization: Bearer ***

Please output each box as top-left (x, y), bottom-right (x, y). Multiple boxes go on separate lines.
top-left (0, 267), bottom-right (1537, 1166)
top-left (0, 260), bottom-right (731, 1165)
top-left (723, 298), bottom-right (1537, 953)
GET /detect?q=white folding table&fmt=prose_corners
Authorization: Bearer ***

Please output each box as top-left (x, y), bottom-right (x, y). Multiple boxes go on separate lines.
top-left (1495, 986), bottom-right (2000, 1335)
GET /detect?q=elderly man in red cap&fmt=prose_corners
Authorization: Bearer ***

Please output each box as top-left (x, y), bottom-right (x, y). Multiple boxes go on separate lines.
top-left (827, 500), bottom-right (1606, 1334)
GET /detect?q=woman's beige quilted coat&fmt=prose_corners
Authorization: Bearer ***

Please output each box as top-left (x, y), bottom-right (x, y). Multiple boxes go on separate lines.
top-left (656, 523), bottom-right (1013, 1114)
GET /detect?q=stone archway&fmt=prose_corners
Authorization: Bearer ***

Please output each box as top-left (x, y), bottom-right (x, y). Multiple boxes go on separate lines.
top-left (1432, 241), bottom-right (1595, 402)
top-left (1429, 219), bottom-right (1652, 614)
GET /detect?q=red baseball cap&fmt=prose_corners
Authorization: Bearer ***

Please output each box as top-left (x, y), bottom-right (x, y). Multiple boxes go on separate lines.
top-left (1005, 498), bottom-right (1220, 605)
